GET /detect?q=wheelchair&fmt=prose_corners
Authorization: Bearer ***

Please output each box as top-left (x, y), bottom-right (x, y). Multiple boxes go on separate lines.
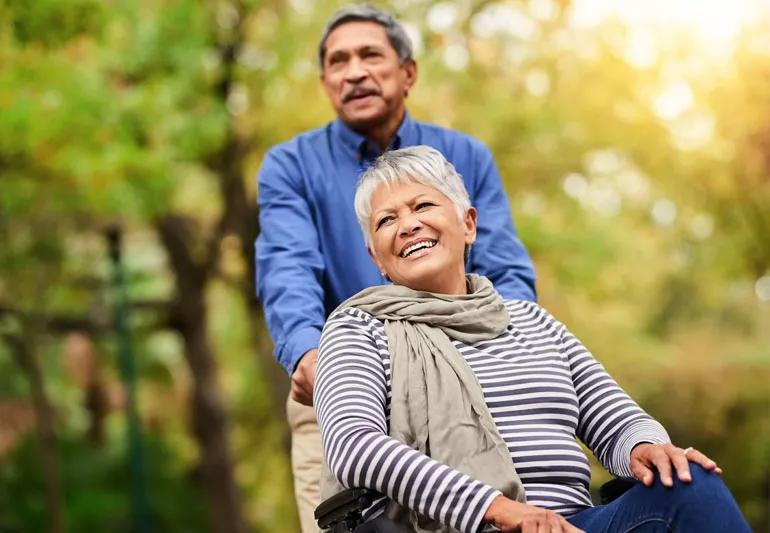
top-left (315, 478), bottom-right (637, 532)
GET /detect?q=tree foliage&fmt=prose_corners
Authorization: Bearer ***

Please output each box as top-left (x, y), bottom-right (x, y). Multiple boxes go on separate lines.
top-left (0, 0), bottom-right (768, 531)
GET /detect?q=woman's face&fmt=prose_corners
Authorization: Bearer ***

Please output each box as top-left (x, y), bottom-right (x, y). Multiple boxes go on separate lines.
top-left (368, 179), bottom-right (477, 294)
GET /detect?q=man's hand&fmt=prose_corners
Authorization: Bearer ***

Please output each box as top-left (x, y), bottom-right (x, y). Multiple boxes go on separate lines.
top-left (291, 348), bottom-right (318, 406)
top-left (483, 496), bottom-right (585, 533)
top-left (630, 443), bottom-right (723, 487)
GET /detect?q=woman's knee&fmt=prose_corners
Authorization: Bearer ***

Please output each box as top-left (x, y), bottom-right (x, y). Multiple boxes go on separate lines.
top-left (684, 463), bottom-right (726, 491)
top-left (665, 464), bottom-right (750, 531)
top-left (668, 463), bottom-right (733, 508)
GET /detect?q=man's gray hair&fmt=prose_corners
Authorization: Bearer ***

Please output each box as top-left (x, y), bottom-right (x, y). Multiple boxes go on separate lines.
top-left (354, 145), bottom-right (471, 248)
top-left (318, 4), bottom-right (414, 69)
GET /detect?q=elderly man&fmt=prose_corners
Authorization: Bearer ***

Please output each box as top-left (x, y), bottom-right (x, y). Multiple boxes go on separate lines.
top-left (255, 5), bottom-right (536, 531)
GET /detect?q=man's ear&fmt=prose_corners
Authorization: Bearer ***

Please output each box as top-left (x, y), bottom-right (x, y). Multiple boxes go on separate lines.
top-left (464, 207), bottom-right (478, 245)
top-left (403, 59), bottom-right (418, 96)
top-left (320, 71), bottom-right (332, 96)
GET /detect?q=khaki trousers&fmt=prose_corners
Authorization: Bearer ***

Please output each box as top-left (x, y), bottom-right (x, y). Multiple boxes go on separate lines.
top-left (286, 395), bottom-right (323, 533)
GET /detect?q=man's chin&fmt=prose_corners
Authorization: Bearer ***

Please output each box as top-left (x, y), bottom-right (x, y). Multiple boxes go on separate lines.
top-left (340, 109), bottom-right (388, 132)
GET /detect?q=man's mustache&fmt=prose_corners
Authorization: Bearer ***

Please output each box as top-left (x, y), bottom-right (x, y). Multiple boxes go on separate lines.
top-left (342, 86), bottom-right (381, 103)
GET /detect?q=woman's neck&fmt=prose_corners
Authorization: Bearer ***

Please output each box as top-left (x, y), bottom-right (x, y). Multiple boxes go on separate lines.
top-left (413, 272), bottom-right (468, 295)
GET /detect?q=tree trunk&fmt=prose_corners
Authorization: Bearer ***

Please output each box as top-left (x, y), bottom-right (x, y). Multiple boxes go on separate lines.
top-left (180, 302), bottom-right (245, 533)
top-left (4, 331), bottom-right (65, 533)
top-left (158, 216), bottom-right (246, 533)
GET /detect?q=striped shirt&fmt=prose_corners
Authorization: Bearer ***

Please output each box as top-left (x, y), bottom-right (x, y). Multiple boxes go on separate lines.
top-left (315, 300), bottom-right (670, 532)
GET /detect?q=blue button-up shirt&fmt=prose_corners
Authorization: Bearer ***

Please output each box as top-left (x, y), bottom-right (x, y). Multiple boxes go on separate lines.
top-left (256, 113), bottom-right (536, 373)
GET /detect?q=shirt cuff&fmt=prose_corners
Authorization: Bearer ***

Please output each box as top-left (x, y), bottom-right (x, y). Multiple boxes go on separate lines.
top-left (474, 489), bottom-right (502, 533)
top-left (611, 419), bottom-right (671, 479)
top-left (280, 326), bottom-right (322, 374)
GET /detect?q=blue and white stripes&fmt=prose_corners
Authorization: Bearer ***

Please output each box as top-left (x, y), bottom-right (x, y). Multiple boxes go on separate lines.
top-left (315, 300), bottom-right (669, 532)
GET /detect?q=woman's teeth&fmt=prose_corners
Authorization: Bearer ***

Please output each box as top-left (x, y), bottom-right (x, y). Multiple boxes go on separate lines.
top-left (401, 240), bottom-right (437, 258)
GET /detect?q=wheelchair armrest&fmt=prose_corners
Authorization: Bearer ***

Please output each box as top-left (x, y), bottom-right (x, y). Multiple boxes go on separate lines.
top-left (599, 478), bottom-right (637, 504)
top-left (315, 488), bottom-right (381, 530)
top-left (315, 480), bottom-right (635, 530)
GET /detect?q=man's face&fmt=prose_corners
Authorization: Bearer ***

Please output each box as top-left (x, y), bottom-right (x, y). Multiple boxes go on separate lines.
top-left (321, 21), bottom-right (416, 133)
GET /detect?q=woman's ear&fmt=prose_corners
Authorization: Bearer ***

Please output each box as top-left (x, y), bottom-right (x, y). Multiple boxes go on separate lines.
top-left (464, 207), bottom-right (478, 245)
top-left (368, 247), bottom-right (391, 281)
top-left (368, 247), bottom-right (385, 273)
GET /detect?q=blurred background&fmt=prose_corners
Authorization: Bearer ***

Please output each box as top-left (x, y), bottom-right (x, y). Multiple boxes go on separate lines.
top-left (1, 0), bottom-right (769, 531)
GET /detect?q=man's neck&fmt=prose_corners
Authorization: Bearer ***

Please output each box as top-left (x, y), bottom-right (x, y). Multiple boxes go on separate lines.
top-left (357, 109), bottom-right (406, 154)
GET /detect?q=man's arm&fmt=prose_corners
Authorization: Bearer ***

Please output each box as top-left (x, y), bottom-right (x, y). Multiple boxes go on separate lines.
top-left (256, 148), bottom-right (326, 389)
top-left (467, 143), bottom-right (537, 301)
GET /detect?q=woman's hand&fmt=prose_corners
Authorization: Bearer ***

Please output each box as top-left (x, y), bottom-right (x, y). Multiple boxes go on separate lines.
top-left (630, 443), bottom-right (723, 487)
top-left (483, 496), bottom-right (585, 533)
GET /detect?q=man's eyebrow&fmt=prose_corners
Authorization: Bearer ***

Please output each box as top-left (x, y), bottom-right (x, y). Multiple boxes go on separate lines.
top-left (326, 49), bottom-right (349, 61)
top-left (357, 44), bottom-right (384, 53)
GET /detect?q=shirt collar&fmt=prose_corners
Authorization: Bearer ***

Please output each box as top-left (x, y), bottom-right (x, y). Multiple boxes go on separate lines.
top-left (331, 111), bottom-right (417, 163)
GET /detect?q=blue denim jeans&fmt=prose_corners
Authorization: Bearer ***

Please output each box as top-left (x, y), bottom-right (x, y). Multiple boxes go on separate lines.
top-left (567, 465), bottom-right (751, 533)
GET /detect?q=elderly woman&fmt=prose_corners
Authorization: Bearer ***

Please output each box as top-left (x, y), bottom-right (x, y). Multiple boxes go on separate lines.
top-left (314, 146), bottom-right (749, 533)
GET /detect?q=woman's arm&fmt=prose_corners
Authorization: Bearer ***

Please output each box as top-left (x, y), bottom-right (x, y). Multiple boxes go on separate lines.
top-left (315, 309), bottom-right (500, 533)
top-left (551, 308), bottom-right (721, 484)
top-left (552, 313), bottom-right (670, 479)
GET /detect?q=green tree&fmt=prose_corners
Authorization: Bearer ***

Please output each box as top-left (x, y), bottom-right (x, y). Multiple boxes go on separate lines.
top-left (0, 0), bottom-right (767, 531)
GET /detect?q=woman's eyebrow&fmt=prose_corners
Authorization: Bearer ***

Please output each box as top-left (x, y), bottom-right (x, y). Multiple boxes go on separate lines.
top-left (372, 205), bottom-right (395, 218)
top-left (407, 194), bottom-right (435, 205)
top-left (372, 193), bottom-right (437, 218)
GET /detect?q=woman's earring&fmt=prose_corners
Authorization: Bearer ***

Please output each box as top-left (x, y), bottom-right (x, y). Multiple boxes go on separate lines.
top-left (381, 272), bottom-right (391, 282)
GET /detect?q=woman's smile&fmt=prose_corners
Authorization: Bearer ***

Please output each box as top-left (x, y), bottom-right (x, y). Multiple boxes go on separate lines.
top-left (368, 179), bottom-right (477, 294)
top-left (399, 238), bottom-right (437, 259)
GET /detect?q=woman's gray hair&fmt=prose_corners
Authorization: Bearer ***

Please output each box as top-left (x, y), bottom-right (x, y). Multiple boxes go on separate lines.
top-left (318, 5), bottom-right (413, 69)
top-left (354, 145), bottom-right (472, 248)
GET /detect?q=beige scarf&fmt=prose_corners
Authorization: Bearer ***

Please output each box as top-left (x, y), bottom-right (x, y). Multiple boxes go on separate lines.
top-left (320, 274), bottom-right (526, 532)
